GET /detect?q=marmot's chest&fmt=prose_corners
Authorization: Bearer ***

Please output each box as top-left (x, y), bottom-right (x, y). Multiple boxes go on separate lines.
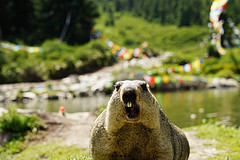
top-left (113, 123), bottom-right (152, 154)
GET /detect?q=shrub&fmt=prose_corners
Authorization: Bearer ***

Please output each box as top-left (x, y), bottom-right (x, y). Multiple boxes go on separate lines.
top-left (201, 58), bottom-right (221, 75)
top-left (0, 39), bottom-right (114, 83)
top-left (201, 48), bottom-right (240, 77)
top-left (0, 108), bottom-right (45, 154)
top-left (206, 44), bottom-right (220, 58)
top-left (0, 108), bottom-right (44, 136)
top-left (216, 69), bottom-right (235, 78)
top-left (124, 38), bottom-right (135, 46)
top-left (163, 54), bottom-right (193, 65)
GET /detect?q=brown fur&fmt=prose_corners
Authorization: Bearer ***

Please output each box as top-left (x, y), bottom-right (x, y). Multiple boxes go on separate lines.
top-left (90, 80), bottom-right (190, 160)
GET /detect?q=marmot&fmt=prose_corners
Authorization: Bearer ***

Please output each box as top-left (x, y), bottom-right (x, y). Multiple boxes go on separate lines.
top-left (90, 80), bottom-right (190, 160)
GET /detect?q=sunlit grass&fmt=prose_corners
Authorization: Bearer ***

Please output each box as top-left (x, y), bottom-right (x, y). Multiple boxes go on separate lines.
top-left (9, 142), bottom-right (90, 160)
top-left (188, 123), bottom-right (240, 160)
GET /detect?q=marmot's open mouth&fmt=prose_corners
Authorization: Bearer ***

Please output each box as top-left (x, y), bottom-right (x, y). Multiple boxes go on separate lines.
top-left (125, 102), bottom-right (140, 119)
top-left (121, 88), bottom-right (140, 120)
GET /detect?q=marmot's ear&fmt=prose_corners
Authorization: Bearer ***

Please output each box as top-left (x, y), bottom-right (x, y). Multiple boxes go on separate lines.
top-left (115, 81), bottom-right (123, 91)
top-left (140, 82), bottom-right (148, 91)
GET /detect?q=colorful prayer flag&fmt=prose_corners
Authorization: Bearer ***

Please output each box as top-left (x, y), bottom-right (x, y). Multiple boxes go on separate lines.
top-left (155, 76), bottom-right (162, 84)
top-left (162, 76), bottom-right (169, 84)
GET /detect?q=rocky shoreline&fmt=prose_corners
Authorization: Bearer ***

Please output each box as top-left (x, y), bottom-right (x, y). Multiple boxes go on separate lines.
top-left (0, 56), bottom-right (239, 103)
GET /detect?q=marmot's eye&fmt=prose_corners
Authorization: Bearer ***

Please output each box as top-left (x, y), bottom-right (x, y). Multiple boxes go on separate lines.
top-left (140, 82), bottom-right (148, 91)
top-left (115, 81), bottom-right (123, 91)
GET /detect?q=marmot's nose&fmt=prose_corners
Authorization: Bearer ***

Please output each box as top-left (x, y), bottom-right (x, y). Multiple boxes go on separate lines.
top-left (122, 88), bottom-right (136, 103)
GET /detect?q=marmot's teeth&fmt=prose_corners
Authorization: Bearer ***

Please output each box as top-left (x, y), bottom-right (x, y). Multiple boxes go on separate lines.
top-left (127, 102), bottom-right (132, 108)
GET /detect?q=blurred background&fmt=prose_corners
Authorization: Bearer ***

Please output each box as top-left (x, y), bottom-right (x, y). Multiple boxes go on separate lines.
top-left (0, 0), bottom-right (240, 130)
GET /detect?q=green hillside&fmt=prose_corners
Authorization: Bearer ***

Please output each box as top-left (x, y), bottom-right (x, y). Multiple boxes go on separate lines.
top-left (96, 13), bottom-right (240, 79)
top-left (96, 13), bottom-right (209, 57)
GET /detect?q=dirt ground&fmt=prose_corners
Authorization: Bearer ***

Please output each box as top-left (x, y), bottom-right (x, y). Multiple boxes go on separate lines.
top-left (34, 111), bottom-right (221, 160)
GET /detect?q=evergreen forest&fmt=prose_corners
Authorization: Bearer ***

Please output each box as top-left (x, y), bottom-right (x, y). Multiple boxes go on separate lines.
top-left (1, 0), bottom-right (240, 45)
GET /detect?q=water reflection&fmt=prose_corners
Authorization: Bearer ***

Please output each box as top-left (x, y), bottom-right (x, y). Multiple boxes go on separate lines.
top-left (1, 94), bottom-right (110, 113)
top-left (155, 88), bottom-right (240, 128)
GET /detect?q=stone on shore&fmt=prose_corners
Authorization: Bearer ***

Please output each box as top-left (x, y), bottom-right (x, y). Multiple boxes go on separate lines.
top-left (208, 78), bottom-right (239, 88)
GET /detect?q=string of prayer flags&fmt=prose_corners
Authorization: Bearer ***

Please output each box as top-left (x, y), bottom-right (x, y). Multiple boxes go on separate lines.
top-left (105, 39), bottom-right (115, 48)
top-left (179, 66), bottom-right (184, 73)
top-left (210, 0), bottom-right (228, 25)
top-left (209, 0), bottom-right (229, 55)
top-left (155, 76), bottom-right (162, 84)
top-left (104, 39), bottom-right (149, 60)
top-left (143, 75), bottom-right (151, 84)
top-left (143, 75), bottom-right (169, 84)
top-left (149, 76), bottom-right (155, 85)
top-left (131, 59), bottom-right (203, 81)
top-left (162, 76), bottom-right (169, 84)
top-left (209, 0), bottom-right (240, 55)
top-left (141, 42), bottom-right (148, 48)
top-left (90, 28), bottom-right (102, 40)
top-left (143, 75), bottom-right (206, 85)
top-left (0, 42), bottom-right (42, 53)
top-left (166, 58), bottom-right (203, 74)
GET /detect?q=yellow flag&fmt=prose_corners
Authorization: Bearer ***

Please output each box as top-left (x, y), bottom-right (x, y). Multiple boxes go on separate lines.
top-left (179, 66), bottom-right (184, 73)
top-left (163, 75), bottom-right (169, 84)
top-left (195, 60), bottom-right (201, 68)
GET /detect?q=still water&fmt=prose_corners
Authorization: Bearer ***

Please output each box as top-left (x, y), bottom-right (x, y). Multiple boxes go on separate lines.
top-left (1, 88), bottom-right (240, 128)
top-left (155, 88), bottom-right (240, 128)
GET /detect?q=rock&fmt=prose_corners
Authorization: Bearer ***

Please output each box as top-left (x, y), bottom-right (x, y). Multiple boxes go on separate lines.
top-left (17, 108), bottom-right (38, 114)
top-left (35, 85), bottom-right (45, 94)
top-left (208, 78), bottom-right (239, 88)
top-left (224, 78), bottom-right (239, 87)
top-left (0, 132), bottom-right (11, 145)
top-left (48, 95), bottom-right (59, 100)
top-left (0, 95), bottom-right (6, 102)
top-left (129, 56), bottom-right (163, 69)
top-left (79, 91), bottom-right (90, 97)
top-left (0, 107), bottom-right (8, 117)
top-left (70, 83), bottom-right (82, 91)
top-left (91, 77), bottom-right (113, 92)
top-left (70, 83), bottom-right (89, 95)
top-left (62, 75), bottom-right (80, 85)
top-left (40, 93), bottom-right (49, 100)
top-left (59, 84), bottom-right (69, 92)
top-left (23, 92), bottom-right (37, 100)
top-left (65, 92), bottom-right (74, 99)
top-left (56, 92), bottom-right (66, 99)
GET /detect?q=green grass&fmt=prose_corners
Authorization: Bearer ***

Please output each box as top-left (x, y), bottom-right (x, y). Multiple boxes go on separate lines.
top-left (188, 123), bottom-right (240, 160)
top-left (2, 142), bottom-right (91, 160)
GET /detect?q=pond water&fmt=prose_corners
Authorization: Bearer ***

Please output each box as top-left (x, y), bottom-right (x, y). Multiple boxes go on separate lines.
top-left (1, 88), bottom-right (240, 128)
top-left (155, 88), bottom-right (240, 128)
